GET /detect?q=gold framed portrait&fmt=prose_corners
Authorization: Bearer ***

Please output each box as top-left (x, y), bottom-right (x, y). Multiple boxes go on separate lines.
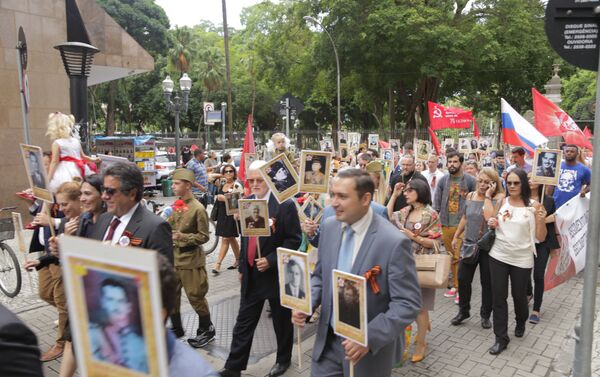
top-left (20, 144), bottom-right (52, 202)
top-left (225, 191), bottom-right (242, 216)
top-left (277, 248), bottom-right (312, 315)
top-left (238, 199), bottom-right (271, 237)
top-left (531, 148), bottom-right (562, 185)
top-left (298, 196), bottom-right (324, 223)
top-left (259, 153), bottom-right (299, 203)
top-left (60, 236), bottom-right (168, 377)
top-left (332, 270), bottom-right (368, 347)
top-left (415, 139), bottom-right (430, 161)
top-left (367, 134), bottom-right (379, 152)
top-left (458, 138), bottom-right (471, 154)
top-left (381, 148), bottom-right (394, 162)
top-left (299, 151), bottom-right (332, 193)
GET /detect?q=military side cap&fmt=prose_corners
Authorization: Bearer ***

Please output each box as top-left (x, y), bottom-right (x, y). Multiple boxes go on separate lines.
top-left (365, 161), bottom-right (383, 173)
top-left (172, 168), bottom-right (195, 182)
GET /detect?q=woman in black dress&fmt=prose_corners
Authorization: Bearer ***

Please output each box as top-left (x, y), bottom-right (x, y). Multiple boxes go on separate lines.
top-left (212, 164), bottom-right (242, 274)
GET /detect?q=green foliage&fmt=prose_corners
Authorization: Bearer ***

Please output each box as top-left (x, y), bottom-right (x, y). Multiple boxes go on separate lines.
top-left (561, 69), bottom-right (596, 122)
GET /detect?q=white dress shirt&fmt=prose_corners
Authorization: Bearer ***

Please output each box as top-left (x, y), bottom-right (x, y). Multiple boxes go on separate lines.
top-left (341, 207), bottom-right (373, 265)
top-left (104, 203), bottom-right (140, 245)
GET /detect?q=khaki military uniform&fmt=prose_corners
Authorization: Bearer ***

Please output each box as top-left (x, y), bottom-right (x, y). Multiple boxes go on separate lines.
top-left (168, 196), bottom-right (210, 317)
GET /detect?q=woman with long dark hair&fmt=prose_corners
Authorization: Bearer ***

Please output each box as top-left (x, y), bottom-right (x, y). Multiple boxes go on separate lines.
top-left (390, 179), bottom-right (443, 363)
top-left (211, 164), bottom-right (241, 274)
top-left (486, 169), bottom-right (547, 355)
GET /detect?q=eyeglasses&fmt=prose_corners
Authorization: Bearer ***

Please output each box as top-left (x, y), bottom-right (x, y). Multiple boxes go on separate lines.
top-left (506, 181), bottom-right (521, 187)
top-left (247, 178), bottom-right (265, 184)
top-left (102, 187), bottom-right (121, 196)
top-left (224, 170), bottom-right (235, 174)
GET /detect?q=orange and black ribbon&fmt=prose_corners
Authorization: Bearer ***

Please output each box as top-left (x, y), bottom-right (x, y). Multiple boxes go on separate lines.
top-left (364, 265), bottom-right (382, 295)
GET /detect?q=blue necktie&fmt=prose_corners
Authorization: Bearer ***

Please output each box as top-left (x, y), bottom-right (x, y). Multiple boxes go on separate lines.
top-left (337, 226), bottom-right (355, 272)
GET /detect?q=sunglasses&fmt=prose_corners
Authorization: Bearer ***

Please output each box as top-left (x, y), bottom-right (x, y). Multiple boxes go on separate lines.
top-left (102, 187), bottom-right (121, 196)
top-left (224, 170), bottom-right (235, 174)
top-left (506, 181), bottom-right (521, 187)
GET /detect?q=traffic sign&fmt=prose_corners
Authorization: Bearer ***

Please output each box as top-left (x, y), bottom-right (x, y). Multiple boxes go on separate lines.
top-left (545, 0), bottom-right (600, 71)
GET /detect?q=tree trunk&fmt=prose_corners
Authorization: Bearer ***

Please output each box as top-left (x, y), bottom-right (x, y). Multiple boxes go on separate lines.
top-left (105, 81), bottom-right (117, 135)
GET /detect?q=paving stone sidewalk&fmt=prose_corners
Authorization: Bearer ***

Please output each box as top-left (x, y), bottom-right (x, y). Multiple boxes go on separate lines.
top-left (3, 230), bottom-right (598, 376)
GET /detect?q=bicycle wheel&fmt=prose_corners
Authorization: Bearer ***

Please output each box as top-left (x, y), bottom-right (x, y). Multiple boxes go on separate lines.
top-left (204, 219), bottom-right (219, 255)
top-left (0, 242), bottom-right (22, 298)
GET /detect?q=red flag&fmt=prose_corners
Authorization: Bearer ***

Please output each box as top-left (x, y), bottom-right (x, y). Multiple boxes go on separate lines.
top-left (238, 114), bottom-right (256, 194)
top-left (427, 127), bottom-right (442, 155)
top-left (428, 101), bottom-right (474, 130)
top-left (583, 126), bottom-right (593, 139)
top-left (532, 88), bottom-right (593, 150)
top-left (473, 119), bottom-right (480, 138)
top-left (378, 140), bottom-right (390, 149)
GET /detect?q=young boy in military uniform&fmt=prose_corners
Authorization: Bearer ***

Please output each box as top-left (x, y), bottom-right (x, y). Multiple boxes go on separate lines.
top-left (168, 168), bottom-right (215, 348)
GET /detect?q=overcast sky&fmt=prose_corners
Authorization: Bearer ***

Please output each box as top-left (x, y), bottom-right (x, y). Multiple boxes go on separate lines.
top-left (154, 0), bottom-right (265, 29)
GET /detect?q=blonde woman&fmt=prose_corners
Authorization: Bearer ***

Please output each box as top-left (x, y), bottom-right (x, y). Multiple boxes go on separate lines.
top-left (450, 167), bottom-right (504, 329)
top-left (46, 112), bottom-right (99, 192)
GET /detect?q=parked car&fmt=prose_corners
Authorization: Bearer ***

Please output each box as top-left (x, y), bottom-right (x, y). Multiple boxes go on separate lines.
top-left (155, 151), bottom-right (176, 184)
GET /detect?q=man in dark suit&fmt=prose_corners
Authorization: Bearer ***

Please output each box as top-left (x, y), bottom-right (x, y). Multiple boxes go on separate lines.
top-left (219, 160), bottom-right (302, 377)
top-left (244, 206), bottom-right (265, 229)
top-left (284, 259), bottom-right (305, 299)
top-left (293, 169), bottom-right (421, 376)
top-left (0, 304), bottom-right (44, 376)
top-left (90, 162), bottom-right (173, 263)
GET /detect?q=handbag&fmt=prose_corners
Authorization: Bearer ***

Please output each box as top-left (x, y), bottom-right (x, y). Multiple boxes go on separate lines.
top-left (415, 241), bottom-right (452, 289)
top-left (477, 229), bottom-right (496, 251)
top-left (210, 203), bottom-right (218, 222)
top-left (461, 213), bottom-right (485, 265)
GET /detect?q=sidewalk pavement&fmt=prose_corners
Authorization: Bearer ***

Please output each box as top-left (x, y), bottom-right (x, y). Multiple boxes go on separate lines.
top-left (2, 231), bottom-right (598, 377)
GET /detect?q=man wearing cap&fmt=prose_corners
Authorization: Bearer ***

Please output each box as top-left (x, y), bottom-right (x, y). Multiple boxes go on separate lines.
top-left (167, 168), bottom-right (214, 348)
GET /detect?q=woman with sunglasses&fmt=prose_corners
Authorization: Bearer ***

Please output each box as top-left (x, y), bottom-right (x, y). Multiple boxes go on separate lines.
top-left (450, 167), bottom-right (504, 329)
top-left (390, 179), bottom-right (443, 363)
top-left (211, 164), bottom-right (242, 274)
top-left (486, 169), bottom-right (547, 355)
top-left (525, 173), bottom-right (559, 325)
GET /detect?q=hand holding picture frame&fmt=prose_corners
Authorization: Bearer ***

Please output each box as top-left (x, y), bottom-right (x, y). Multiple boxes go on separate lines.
top-left (59, 236), bottom-right (168, 377)
top-left (532, 148), bottom-right (562, 185)
top-left (238, 199), bottom-right (271, 237)
top-left (259, 153), bottom-right (299, 203)
top-left (277, 248), bottom-right (312, 314)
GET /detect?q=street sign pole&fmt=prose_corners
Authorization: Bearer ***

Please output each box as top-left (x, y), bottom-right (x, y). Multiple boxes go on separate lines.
top-left (545, 2), bottom-right (600, 376)
top-left (221, 102), bottom-right (227, 152)
top-left (285, 97), bottom-right (290, 136)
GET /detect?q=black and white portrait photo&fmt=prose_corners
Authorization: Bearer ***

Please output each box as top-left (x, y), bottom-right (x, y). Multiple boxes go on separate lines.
top-left (332, 270), bottom-right (367, 346)
top-left (260, 154), bottom-right (299, 203)
top-left (532, 149), bottom-right (561, 185)
top-left (20, 144), bottom-right (52, 202)
top-left (277, 248), bottom-right (312, 314)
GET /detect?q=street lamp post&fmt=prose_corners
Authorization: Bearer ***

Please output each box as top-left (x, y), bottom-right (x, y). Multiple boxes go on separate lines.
top-left (303, 16), bottom-right (341, 143)
top-left (221, 102), bottom-right (227, 151)
top-left (162, 74), bottom-right (192, 167)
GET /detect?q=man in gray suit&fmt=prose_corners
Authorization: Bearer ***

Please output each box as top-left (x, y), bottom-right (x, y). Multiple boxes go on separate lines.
top-left (292, 169), bottom-right (421, 376)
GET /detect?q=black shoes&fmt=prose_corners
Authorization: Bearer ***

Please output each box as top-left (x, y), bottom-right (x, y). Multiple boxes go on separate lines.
top-left (267, 362), bottom-right (291, 377)
top-left (188, 325), bottom-right (216, 348)
top-left (451, 312), bottom-right (470, 326)
top-left (481, 317), bottom-right (492, 329)
top-left (515, 322), bottom-right (526, 338)
top-left (488, 341), bottom-right (508, 355)
top-left (218, 368), bottom-right (241, 377)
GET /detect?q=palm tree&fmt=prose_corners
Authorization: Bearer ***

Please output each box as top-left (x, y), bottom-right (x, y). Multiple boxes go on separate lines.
top-left (168, 26), bottom-right (195, 75)
top-left (193, 46), bottom-right (225, 139)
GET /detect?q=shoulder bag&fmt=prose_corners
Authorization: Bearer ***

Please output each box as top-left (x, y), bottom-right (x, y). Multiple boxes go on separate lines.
top-left (415, 240), bottom-right (452, 289)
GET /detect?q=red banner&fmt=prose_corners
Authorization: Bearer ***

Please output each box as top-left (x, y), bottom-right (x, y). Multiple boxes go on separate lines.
top-left (428, 101), bottom-right (474, 130)
top-left (427, 127), bottom-right (441, 155)
top-left (532, 88), bottom-right (593, 150)
top-left (239, 114), bottom-right (256, 195)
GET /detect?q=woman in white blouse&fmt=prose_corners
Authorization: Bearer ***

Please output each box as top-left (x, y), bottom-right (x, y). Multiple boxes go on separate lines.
top-left (486, 168), bottom-right (547, 356)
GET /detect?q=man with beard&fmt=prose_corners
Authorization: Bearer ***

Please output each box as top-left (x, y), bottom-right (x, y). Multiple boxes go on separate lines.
top-left (433, 151), bottom-right (477, 301)
top-left (553, 144), bottom-right (591, 209)
top-left (535, 151), bottom-right (557, 177)
top-left (388, 155), bottom-right (427, 212)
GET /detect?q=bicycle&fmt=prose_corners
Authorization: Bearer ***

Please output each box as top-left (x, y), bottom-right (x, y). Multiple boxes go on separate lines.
top-left (0, 206), bottom-right (22, 298)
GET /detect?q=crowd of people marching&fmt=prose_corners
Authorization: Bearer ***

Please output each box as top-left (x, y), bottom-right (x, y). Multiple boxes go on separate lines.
top-left (2, 116), bottom-right (592, 377)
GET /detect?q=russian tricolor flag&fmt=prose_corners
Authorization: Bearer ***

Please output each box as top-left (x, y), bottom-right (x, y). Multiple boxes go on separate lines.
top-left (501, 99), bottom-right (548, 155)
